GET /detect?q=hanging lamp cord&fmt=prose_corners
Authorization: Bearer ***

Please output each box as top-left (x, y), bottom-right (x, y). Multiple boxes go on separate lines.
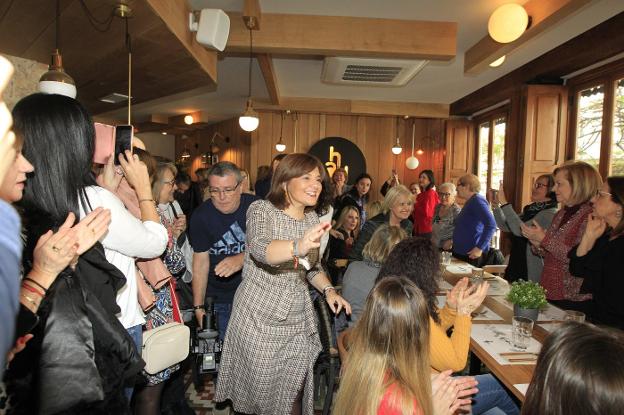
top-left (125, 16), bottom-right (132, 124)
top-left (55, 0), bottom-right (60, 50)
top-left (247, 28), bottom-right (253, 99)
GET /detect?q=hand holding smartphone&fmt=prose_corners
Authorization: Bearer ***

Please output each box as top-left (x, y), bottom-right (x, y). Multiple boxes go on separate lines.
top-left (114, 125), bottom-right (133, 165)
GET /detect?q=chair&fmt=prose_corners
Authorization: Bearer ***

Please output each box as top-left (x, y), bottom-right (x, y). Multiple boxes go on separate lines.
top-left (313, 295), bottom-right (341, 415)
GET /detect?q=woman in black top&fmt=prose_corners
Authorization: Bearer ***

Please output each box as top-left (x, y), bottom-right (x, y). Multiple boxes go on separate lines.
top-left (327, 205), bottom-right (360, 283)
top-left (569, 176), bottom-right (624, 329)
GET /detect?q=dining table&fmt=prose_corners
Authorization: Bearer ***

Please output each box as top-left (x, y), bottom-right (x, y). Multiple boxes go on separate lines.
top-left (441, 259), bottom-right (567, 401)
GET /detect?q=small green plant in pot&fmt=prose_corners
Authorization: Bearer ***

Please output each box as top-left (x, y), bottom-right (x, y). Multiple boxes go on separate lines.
top-left (506, 280), bottom-right (547, 321)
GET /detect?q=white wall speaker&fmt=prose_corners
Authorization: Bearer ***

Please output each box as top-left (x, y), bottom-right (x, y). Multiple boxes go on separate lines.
top-left (189, 9), bottom-right (230, 52)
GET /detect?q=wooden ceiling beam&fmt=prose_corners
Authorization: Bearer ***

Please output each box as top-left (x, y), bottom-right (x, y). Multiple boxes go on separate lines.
top-left (226, 12), bottom-right (457, 60)
top-left (254, 97), bottom-right (449, 119)
top-left (464, 0), bottom-right (591, 75)
top-left (257, 54), bottom-right (281, 105)
top-left (145, 0), bottom-right (218, 84)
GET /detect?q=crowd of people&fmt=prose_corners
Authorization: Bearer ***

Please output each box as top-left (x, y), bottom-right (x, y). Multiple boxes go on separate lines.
top-left (1, 57), bottom-right (624, 414)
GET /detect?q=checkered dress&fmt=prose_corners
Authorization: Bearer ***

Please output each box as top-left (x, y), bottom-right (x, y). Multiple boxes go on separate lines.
top-left (214, 200), bottom-right (323, 415)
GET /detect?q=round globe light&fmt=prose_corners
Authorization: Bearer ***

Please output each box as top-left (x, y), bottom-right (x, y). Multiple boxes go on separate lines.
top-left (392, 144), bottom-right (402, 155)
top-left (406, 156), bottom-right (420, 170)
top-left (488, 3), bottom-right (529, 43)
top-left (184, 115), bottom-right (194, 125)
top-left (275, 142), bottom-right (286, 152)
top-left (489, 55), bottom-right (506, 67)
top-left (239, 115), bottom-right (259, 132)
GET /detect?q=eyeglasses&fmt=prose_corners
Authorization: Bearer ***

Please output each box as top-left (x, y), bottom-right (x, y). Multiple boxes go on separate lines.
top-left (438, 192), bottom-right (452, 197)
top-left (457, 182), bottom-right (465, 187)
top-left (208, 181), bottom-right (241, 196)
top-left (533, 182), bottom-right (549, 190)
top-left (162, 178), bottom-right (176, 186)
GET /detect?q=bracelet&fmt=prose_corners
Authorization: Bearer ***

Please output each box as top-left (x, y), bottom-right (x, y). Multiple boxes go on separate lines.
top-left (293, 255), bottom-right (299, 269)
top-left (22, 283), bottom-right (45, 298)
top-left (322, 285), bottom-right (336, 297)
top-left (21, 292), bottom-right (41, 308)
top-left (139, 198), bottom-right (155, 204)
top-left (23, 277), bottom-right (48, 294)
top-left (193, 305), bottom-right (205, 310)
top-left (293, 239), bottom-right (300, 257)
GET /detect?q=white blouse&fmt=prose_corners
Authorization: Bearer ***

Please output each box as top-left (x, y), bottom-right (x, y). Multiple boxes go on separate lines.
top-left (80, 186), bottom-right (168, 328)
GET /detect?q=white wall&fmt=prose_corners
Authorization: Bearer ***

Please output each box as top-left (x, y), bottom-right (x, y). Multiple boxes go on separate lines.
top-left (136, 132), bottom-right (176, 161)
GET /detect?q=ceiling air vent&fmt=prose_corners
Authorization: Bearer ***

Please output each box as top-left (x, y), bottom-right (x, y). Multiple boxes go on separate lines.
top-left (321, 57), bottom-right (428, 87)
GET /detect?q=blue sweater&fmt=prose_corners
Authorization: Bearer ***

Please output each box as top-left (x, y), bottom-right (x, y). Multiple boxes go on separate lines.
top-left (0, 200), bottom-right (22, 378)
top-left (452, 194), bottom-right (497, 255)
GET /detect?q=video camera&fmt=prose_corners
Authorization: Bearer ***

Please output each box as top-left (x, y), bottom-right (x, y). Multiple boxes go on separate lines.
top-left (191, 297), bottom-right (223, 376)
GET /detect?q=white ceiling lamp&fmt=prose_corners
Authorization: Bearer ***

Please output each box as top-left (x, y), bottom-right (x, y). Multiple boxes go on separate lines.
top-left (489, 55), bottom-right (506, 67)
top-left (39, 0), bottom-right (77, 98)
top-left (184, 114), bottom-right (194, 125)
top-left (239, 19), bottom-right (259, 132)
top-left (488, 3), bottom-right (530, 44)
top-left (391, 116), bottom-right (403, 155)
top-left (405, 120), bottom-right (419, 170)
top-left (275, 111), bottom-right (287, 152)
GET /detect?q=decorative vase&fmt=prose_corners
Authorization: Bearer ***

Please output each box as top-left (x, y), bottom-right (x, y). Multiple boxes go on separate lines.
top-left (513, 304), bottom-right (539, 321)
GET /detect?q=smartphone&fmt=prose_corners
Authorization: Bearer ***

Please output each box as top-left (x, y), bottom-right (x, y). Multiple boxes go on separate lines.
top-left (114, 125), bottom-right (133, 165)
top-left (93, 122), bottom-right (115, 164)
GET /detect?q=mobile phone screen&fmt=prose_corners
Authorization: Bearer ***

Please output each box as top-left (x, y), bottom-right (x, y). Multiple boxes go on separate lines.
top-left (114, 125), bottom-right (133, 165)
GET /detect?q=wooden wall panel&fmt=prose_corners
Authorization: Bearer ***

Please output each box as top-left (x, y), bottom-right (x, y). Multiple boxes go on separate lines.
top-left (175, 112), bottom-right (447, 201)
top-left (519, 85), bottom-right (568, 207)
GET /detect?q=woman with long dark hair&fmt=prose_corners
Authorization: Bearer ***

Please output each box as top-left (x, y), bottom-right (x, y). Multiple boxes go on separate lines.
top-left (214, 153), bottom-right (351, 415)
top-left (522, 322), bottom-right (624, 415)
top-left (412, 169), bottom-right (439, 237)
top-left (376, 238), bottom-right (519, 415)
top-left (569, 176), bottom-right (624, 329)
top-left (335, 172), bottom-right (372, 227)
top-left (491, 174), bottom-right (557, 283)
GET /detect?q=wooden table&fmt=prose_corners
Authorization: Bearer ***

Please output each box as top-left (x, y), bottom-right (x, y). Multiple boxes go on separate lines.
top-left (442, 260), bottom-right (557, 401)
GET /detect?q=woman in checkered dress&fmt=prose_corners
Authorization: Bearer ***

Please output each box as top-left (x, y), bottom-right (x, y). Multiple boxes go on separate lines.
top-left (214, 154), bottom-right (351, 415)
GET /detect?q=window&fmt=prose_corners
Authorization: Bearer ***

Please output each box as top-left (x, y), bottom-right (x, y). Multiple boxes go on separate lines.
top-left (575, 85), bottom-right (604, 169)
top-left (612, 78), bottom-right (624, 175)
top-left (569, 60), bottom-right (624, 178)
top-left (477, 116), bottom-right (507, 195)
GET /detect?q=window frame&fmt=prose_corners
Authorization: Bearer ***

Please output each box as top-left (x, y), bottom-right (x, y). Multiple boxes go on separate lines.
top-left (567, 59), bottom-right (624, 177)
top-left (474, 108), bottom-right (508, 197)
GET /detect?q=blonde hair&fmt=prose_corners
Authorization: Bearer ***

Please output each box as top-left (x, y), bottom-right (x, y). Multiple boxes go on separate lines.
top-left (152, 162), bottom-right (177, 203)
top-left (334, 205), bottom-right (361, 239)
top-left (362, 224), bottom-right (407, 264)
top-left (382, 185), bottom-right (414, 214)
top-left (333, 276), bottom-right (432, 415)
top-left (553, 160), bottom-right (602, 206)
top-left (458, 174), bottom-right (481, 193)
top-left (366, 201), bottom-right (383, 219)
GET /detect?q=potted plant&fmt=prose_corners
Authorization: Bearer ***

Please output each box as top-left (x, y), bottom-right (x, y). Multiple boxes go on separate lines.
top-left (506, 280), bottom-right (547, 321)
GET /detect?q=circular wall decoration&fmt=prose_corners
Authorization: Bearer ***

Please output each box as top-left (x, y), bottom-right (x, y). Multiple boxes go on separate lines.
top-left (307, 137), bottom-right (366, 185)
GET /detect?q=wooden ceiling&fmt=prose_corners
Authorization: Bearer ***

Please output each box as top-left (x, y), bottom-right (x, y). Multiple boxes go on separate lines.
top-left (0, 0), bottom-right (217, 115)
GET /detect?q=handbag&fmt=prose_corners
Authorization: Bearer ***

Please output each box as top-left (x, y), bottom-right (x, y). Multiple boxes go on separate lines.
top-left (142, 322), bottom-right (190, 374)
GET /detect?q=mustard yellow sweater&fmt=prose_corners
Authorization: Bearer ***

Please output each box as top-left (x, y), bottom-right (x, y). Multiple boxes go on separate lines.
top-left (429, 305), bottom-right (472, 373)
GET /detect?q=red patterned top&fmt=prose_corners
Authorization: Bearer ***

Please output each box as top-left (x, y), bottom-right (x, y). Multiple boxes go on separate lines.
top-left (540, 202), bottom-right (593, 301)
top-left (378, 383), bottom-right (422, 415)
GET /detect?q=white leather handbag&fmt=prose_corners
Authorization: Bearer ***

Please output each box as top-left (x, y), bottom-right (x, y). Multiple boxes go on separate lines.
top-left (142, 322), bottom-right (190, 374)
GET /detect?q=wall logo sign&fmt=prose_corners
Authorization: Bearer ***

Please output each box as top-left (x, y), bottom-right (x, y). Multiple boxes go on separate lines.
top-left (307, 137), bottom-right (366, 184)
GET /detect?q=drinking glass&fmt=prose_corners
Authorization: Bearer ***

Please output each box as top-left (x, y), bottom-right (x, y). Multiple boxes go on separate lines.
top-left (470, 267), bottom-right (484, 285)
top-left (511, 316), bottom-right (534, 350)
top-left (564, 310), bottom-right (586, 322)
top-left (441, 251), bottom-right (452, 266)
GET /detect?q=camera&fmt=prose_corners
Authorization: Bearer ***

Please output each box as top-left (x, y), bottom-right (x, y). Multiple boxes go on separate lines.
top-left (191, 298), bottom-right (223, 376)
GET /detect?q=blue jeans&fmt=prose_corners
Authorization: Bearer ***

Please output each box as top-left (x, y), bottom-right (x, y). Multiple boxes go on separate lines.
top-left (471, 374), bottom-right (519, 415)
top-left (214, 303), bottom-right (232, 341)
top-left (124, 324), bottom-right (143, 402)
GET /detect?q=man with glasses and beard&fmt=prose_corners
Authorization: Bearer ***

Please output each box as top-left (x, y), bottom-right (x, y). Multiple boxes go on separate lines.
top-left (190, 162), bottom-right (259, 340)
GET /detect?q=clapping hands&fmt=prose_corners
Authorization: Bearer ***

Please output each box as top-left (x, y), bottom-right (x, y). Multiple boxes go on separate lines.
top-left (521, 220), bottom-right (546, 246)
top-left (431, 370), bottom-right (478, 415)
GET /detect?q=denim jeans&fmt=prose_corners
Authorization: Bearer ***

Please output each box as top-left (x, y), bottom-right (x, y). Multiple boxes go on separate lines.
top-left (124, 324), bottom-right (143, 402)
top-left (213, 303), bottom-right (232, 341)
top-left (470, 374), bottom-right (519, 415)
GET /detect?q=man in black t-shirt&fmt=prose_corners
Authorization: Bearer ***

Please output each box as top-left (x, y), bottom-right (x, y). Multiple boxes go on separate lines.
top-left (189, 162), bottom-right (259, 340)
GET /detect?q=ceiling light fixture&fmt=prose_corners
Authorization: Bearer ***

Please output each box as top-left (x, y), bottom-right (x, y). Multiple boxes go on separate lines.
top-left (391, 116), bottom-right (402, 155)
top-left (181, 148), bottom-right (191, 159)
top-left (161, 131), bottom-right (167, 135)
top-left (489, 55), bottom-right (506, 67)
top-left (488, 3), bottom-right (530, 44)
top-left (38, 0), bottom-right (76, 98)
top-left (405, 119), bottom-right (420, 170)
top-left (184, 114), bottom-right (194, 125)
top-left (275, 111), bottom-right (286, 152)
top-left (239, 19), bottom-right (259, 132)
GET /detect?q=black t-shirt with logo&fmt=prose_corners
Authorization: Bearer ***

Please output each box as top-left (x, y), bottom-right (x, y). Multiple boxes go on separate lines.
top-left (189, 193), bottom-right (259, 304)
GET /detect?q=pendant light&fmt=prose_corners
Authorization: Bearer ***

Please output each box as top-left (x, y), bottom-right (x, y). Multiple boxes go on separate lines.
top-left (406, 120), bottom-right (420, 170)
top-left (239, 21), bottom-right (259, 132)
top-left (391, 116), bottom-right (402, 155)
top-left (275, 111), bottom-right (286, 152)
top-left (39, 0), bottom-right (76, 98)
top-left (488, 3), bottom-right (530, 44)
